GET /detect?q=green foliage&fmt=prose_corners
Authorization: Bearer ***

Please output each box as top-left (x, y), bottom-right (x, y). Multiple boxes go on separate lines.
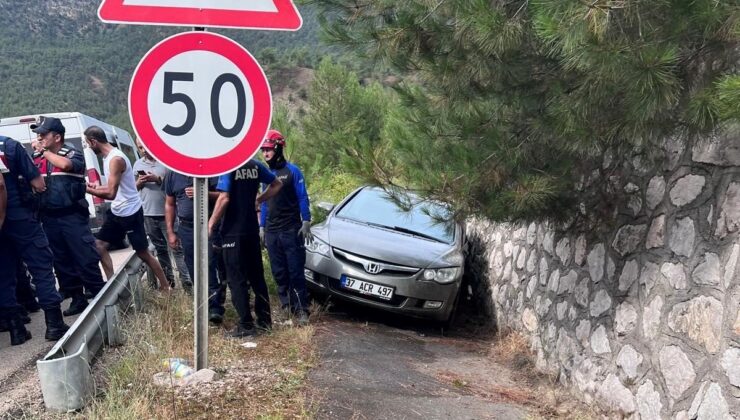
top-left (0, 2), bottom-right (324, 132)
top-left (307, 0), bottom-right (739, 221)
top-left (299, 58), bottom-right (393, 184)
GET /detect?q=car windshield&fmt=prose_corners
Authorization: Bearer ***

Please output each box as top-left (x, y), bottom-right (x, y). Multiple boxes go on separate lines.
top-left (336, 188), bottom-right (456, 244)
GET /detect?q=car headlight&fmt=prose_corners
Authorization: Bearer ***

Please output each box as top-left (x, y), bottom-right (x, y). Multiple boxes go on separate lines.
top-left (422, 267), bottom-right (460, 284)
top-left (305, 236), bottom-right (330, 257)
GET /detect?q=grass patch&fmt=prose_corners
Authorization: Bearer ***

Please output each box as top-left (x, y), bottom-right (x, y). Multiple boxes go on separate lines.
top-left (71, 288), bottom-right (317, 420)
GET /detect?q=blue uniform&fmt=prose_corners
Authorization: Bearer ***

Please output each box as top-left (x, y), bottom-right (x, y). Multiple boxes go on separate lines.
top-left (217, 160), bottom-right (276, 329)
top-left (164, 171), bottom-right (223, 314)
top-left (36, 144), bottom-right (105, 297)
top-left (259, 162), bottom-right (311, 314)
top-left (0, 137), bottom-right (62, 318)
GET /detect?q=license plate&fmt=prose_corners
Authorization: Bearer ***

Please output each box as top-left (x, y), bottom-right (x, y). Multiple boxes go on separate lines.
top-left (341, 276), bottom-right (394, 300)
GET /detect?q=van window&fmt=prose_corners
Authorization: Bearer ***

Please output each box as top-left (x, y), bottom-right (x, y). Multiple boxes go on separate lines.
top-left (66, 137), bottom-right (84, 153)
top-left (119, 143), bottom-right (138, 166)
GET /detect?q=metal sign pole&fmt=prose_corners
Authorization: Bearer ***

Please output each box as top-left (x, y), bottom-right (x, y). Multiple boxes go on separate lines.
top-left (192, 25), bottom-right (208, 371)
top-left (193, 177), bottom-right (208, 370)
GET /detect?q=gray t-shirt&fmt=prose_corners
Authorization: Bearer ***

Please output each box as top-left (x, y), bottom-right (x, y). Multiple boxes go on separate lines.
top-left (132, 157), bottom-right (167, 216)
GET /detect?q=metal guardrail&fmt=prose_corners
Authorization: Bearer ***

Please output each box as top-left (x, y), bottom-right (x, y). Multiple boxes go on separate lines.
top-left (36, 252), bottom-right (144, 412)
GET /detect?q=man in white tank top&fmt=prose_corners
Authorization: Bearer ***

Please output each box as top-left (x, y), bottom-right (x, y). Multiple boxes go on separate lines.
top-left (83, 126), bottom-right (170, 291)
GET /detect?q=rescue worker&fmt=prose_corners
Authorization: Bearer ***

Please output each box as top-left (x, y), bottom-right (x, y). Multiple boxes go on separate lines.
top-left (259, 130), bottom-right (313, 324)
top-left (83, 126), bottom-right (171, 291)
top-left (31, 117), bottom-right (106, 316)
top-left (134, 139), bottom-right (191, 290)
top-left (0, 135), bottom-right (69, 345)
top-left (208, 159), bottom-right (282, 338)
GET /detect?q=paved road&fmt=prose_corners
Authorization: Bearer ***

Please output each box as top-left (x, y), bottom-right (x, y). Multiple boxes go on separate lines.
top-left (309, 305), bottom-right (530, 420)
top-left (0, 248), bottom-right (134, 415)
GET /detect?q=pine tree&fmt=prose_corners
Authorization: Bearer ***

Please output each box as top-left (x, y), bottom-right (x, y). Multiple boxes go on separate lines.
top-left (306, 0), bottom-right (739, 221)
top-left (299, 58), bottom-right (394, 181)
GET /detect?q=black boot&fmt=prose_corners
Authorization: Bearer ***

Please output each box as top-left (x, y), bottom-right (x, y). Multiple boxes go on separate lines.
top-left (44, 308), bottom-right (70, 341)
top-left (0, 318), bottom-right (7, 332)
top-left (63, 292), bottom-right (88, 316)
top-left (9, 316), bottom-right (32, 346)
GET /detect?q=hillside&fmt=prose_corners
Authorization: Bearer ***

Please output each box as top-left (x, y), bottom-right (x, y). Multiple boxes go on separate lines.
top-left (0, 0), bottom-right (323, 131)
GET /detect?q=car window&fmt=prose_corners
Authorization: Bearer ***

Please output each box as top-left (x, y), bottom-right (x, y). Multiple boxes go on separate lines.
top-left (336, 188), bottom-right (455, 244)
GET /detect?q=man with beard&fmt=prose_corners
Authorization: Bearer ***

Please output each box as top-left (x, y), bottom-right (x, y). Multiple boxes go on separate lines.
top-left (83, 126), bottom-right (170, 291)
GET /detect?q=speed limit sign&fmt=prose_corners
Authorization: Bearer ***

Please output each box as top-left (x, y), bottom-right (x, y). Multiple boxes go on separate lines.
top-left (129, 31), bottom-right (271, 177)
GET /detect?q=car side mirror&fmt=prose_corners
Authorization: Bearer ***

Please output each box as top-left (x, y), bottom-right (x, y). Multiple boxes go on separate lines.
top-left (317, 201), bottom-right (335, 213)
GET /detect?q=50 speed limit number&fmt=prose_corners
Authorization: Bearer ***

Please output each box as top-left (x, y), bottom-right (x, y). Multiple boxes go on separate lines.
top-left (129, 32), bottom-right (272, 177)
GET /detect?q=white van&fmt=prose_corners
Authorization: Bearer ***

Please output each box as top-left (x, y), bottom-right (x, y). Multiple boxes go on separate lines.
top-left (0, 112), bottom-right (140, 230)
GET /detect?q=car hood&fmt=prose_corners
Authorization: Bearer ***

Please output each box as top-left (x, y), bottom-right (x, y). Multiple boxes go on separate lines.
top-left (325, 217), bottom-right (455, 268)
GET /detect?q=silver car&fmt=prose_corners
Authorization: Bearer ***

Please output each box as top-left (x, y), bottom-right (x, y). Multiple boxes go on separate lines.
top-left (304, 186), bottom-right (465, 322)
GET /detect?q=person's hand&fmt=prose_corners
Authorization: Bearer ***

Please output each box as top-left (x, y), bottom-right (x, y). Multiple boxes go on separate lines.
top-left (31, 140), bottom-right (44, 153)
top-left (208, 219), bottom-right (215, 236)
top-left (259, 227), bottom-right (265, 248)
top-left (298, 221), bottom-right (313, 245)
top-left (167, 231), bottom-right (180, 250)
top-left (140, 173), bottom-right (158, 183)
top-left (185, 186), bottom-right (194, 199)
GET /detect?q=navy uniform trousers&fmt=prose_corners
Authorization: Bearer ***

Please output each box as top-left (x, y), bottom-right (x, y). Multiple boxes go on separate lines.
top-left (41, 212), bottom-right (105, 296)
top-left (0, 217), bottom-right (63, 317)
top-left (265, 226), bottom-right (308, 314)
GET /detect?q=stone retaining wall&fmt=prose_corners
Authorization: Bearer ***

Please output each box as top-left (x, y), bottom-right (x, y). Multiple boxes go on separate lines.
top-left (468, 131), bottom-right (740, 418)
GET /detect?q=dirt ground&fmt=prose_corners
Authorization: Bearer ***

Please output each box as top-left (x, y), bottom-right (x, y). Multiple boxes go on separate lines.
top-left (306, 302), bottom-right (592, 420)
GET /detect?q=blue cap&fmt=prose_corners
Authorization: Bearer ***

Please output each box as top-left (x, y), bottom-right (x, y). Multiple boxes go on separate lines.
top-left (31, 116), bottom-right (66, 135)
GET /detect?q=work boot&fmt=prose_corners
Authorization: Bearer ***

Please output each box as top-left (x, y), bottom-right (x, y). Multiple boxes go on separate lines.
top-left (63, 292), bottom-right (89, 316)
top-left (208, 312), bottom-right (224, 325)
top-left (44, 308), bottom-right (70, 341)
top-left (9, 316), bottom-right (32, 346)
top-left (228, 325), bottom-right (256, 338)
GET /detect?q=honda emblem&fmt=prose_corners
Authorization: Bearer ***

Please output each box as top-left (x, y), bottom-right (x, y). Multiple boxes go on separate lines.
top-left (364, 262), bottom-right (381, 274)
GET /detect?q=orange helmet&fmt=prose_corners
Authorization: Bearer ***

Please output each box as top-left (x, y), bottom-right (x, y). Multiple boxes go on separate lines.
top-left (262, 129), bottom-right (285, 149)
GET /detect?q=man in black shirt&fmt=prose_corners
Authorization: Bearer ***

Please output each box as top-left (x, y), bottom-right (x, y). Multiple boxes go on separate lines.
top-left (209, 160), bottom-right (282, 338)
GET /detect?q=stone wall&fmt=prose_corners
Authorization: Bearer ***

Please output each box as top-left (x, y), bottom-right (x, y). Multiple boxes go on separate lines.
top-left (468, 131), bottom-right (740, 418)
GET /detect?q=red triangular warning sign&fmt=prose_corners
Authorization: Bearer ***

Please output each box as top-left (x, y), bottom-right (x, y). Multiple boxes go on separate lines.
top-left (98, 0), bottom-right (302, 31)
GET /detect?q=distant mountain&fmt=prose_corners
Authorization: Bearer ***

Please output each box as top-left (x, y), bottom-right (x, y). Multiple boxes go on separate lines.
top-left (0, 1), bottom-right (323, 131)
